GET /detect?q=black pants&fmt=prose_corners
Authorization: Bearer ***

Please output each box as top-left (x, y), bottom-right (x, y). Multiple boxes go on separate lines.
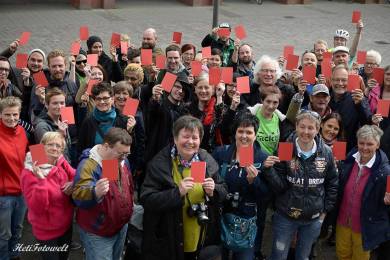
top-left (36, 226), bottom-right (72, 260)
top-left (373, 240), bottom-right (390, 260)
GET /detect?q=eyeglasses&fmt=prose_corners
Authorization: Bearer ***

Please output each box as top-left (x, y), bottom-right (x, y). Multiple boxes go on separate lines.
top-left (298, 109), bottom-right (321, 121)
top-left (94, 96), bottom-right (111, 102)
top-left (365, 62), bottom-right (378, 67)
top-left (0, 67), bottom-right (10, 72)
top-left (76, 60), bottom-right (87, 65)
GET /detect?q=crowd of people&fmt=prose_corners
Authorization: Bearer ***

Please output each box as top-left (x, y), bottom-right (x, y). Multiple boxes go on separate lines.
top-left (0, 18), bottom-right (389, 260)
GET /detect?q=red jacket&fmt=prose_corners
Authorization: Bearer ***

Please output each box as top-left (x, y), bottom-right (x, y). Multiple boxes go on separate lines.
top-left (0, 121), bottom-right (28, 196)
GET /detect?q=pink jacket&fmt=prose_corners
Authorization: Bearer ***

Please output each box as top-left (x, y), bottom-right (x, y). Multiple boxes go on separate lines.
top-left (368, 85), bottom-right (381, 114)
top-left (21, 155), bottom-right (76, 240)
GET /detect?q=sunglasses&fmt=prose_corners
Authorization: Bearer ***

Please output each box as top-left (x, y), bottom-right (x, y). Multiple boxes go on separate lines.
top-left (298, 109), bottom-right (321, 121)
top-left (76, 60), bottom-right (87, 65)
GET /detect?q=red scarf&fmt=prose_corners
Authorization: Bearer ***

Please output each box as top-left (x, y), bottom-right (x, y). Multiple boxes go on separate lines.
top-left (202, 97), bottom-right (216, 126)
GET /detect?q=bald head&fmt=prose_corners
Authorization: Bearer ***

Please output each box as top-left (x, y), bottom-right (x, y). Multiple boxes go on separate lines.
top-left (142, 28), bottom-right (157, 49)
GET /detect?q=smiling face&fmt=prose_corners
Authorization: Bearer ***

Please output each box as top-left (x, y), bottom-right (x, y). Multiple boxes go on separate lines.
top-left (46, 94), bottom-right (66, 119)
top-left (235, 125), bottom-right (256, 148)
top-left (226, 83), bottom-right (237, 98)
top-left (91, 67), bottom-right (104, 82)
top-left (94, 91), bottom-right (113, 112)
top-left (195, 79), bottom-right (214, 103)
top-left (208, 55), bottom-right (222, 68)
top-left (114, 90), bottom-right (129, 109)
top-left (174, 128), bottom-right (201, 161)
top-left (320, 118), bottom-right (340, 143)
top-left (91, 42), bottom-right (103, 56)
top-left (258, 62), bottom-right (277, 86)
top-left (0, 60), bottom-right (10, 82)
top-left (296, 118), bottom-right (319, 146)
top-left (314, 43), bottom-right (327, 62)
top-left (166, 50), bottom-right (181, 72)
top-left (0, 106), bottom-right (20, 128)
top-left (302, 52), bottom-right (317, 68)
top-left (28, 52), bottom-right (44, 73)
top-left (334, 36), bottom-right (347, 47)
top-left (363, 55), bottom-right (378, 75)
top-left (357, 137), bottom-right (379, 164)
top-left (181, 49), bottom-right (195, 65)
top-left (331, 68), bottom-right (348, 96)
top-left (333, 51), bottom-right (349, 66)
top-left (169, 81), bottom-right (185, 102)
top-left (44, 139), bottom-right (64, 162)
top-left (48, 56), bottom-right (65, 81)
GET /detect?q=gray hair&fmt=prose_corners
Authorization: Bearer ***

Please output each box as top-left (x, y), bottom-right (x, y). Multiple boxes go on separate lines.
top-left (356, 125), bottom-right (383, 144)
top-left (173, 115), bottom-right (204, 141)
top-left (366, 50), bottom-right (382, 65)
top-left (296, 110), bottom-right (321, 130)
top-left (253, 55), bottom-right (282, 84)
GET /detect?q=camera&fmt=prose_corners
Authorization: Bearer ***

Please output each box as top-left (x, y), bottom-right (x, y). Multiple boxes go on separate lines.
top-left (226, 192), bottom-right (240, 208)
top-left (187, 202), bottom-right (209, 225)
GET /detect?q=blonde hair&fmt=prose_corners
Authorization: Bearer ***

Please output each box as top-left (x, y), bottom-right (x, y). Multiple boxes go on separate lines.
top-left (0, 96), bottom-right (22, 113)
top-left (124, 63), bottom-right (144, 82)
top-left (47, 49), bottom-right (66, 66)
top-left (41, 131), bottom-right (66, 151)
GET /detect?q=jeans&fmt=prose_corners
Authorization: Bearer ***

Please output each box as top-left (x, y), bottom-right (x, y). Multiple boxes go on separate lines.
top-left (270, 212), bottom-right (322, 260)
top-left (222, 246), bottom-right (254, 260)
top-left (78, 223), bottom-right (128, 260)
top-left (0, 195), bottom-right (27, 260)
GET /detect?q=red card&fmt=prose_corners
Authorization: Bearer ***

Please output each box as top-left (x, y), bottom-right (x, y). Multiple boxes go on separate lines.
top-left (87, 54), bottom-right (98, 66)
top-left (33, 71), bottom-right (49, 87)
top-left (357, 50), bottom-right (366, 65)
top-left (111, 33), bottom-right (121, 48)
top-left (278, 142), bottom-right (293, 161)
top-left (234, 25), bottom-right (247, 40)
top-left (29, 144), bottom-right (49, 165)
top-left (387, 175), bottom-right (390, 193)
top-left (161, 72), bottom-right (177, 93)
top-left (303, 66), bottom-right (316, 85)
top-left (70, 41), bottom-right (81, 56)
top-left (191, 60), bottom-right (202, 77)
top-left (237, 76), bottom-right (250, 94)
top-left (352, 10), bottom-right (361, 23)
top-left (19, 32), bottom-right (31, 46)
top-left (202, 47), bottom-right (211, 59)
top-left (332, 141), bottom-right (347, 160)
top-left (86, 79), bottom-right (98, 95)
top-left (191, 161), bottom-right (206, 183)
top-left (172, 32), bottom-right (182, 45)
top-left (209, 67), bottom-right (221, 86)
top-left (286, 54), bottom-right (299, 70)
top-left (323, 52), bottom-right (332, 59)
top-left (347, 74), bottom-right (360, 92)
top-left (238, 146), bottom-right (254, 167)
top-left (321, 58), bottom-right (332, 79)
top-left (377, 99), bottom-right (390, 117)
top-left (123, 98), bottom-right (139, 117)
top-left (120, 41), bottom-right (128, 55)
top-left (102, 159), bottom-right (118, 181)
top-left (141, 49), bottom-right (152, 66)
top-left (217, 28), bottom-right (230, 38)
top-left (60, 107), bottom-right (75, 125)
top-left (283, 45), bottom-right (294, 59)
top-left (221, 67), bottom-right (233, 84)
top-left (372, 67), bottom-right (384, 85)
top-left (79, 26), bottom-right (89, 41)
top-left (155, 55), bottom-right (166, 69)
top-left (16, 53), bottom-right (28, 69)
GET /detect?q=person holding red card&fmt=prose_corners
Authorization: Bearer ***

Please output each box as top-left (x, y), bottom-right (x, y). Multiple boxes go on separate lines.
top-left (0, 97), bottom-right (29, 260)
top-left (21, 131), bottom-right (75, 260)
top-left (156, 45), bottom-right (188, 85)
top-left (141, 116), bottom-right (227, 260)
top-left (207, 48), bottom-right (223, 69)
top-left (212, 113), bottom-right (270, 260)
top-left (73, 128), bottom-right (133, 260)
top-left (358, 50), bottom-right (382, 89)
top-left (377, 66), bottom-right (390, 160)
top-left (313, 40), bottom-right (329, 75)
top-left (336, 125), bottom-right (390, 260)
top-left (141, 28), bottom-right (164, 57)
top-left (0, 56), bottom-right (22, 99)
top-left (181, 44), bottom-right (196, 72)
top-left (262, 111), bottom-right (338, 260)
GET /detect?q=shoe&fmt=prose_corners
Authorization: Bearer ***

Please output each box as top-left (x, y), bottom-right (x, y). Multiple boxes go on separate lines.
top-left (70, 241), bottom-right (82, 250)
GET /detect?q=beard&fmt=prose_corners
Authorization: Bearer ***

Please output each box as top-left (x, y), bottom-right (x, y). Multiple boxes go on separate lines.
top-left (142, 42), bottom-right (155, 49)
top-left (240, 57), bottom-right (252, 65)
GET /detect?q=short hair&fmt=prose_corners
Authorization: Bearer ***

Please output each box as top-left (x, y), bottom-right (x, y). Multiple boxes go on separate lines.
top-left (232, 112), bottom-right (259, 136)
top-left (321, 112), bottom-right (345, 141)
top-left (124, 63), bottom-right (144, 82)
top-left (211, 48), bottom-right (222, 58)
top-left (41, 131), bottom-right (66, 151)
top-left (366, 50), bottom-right (382, 65)
top-left (385, 65), bottom-right (390, 74)
top-left (165, 44), bottom-right (181, 56)
top-left (314, 40), bottom-right (328, 50)
top-left (296, 110), bottom-right (321, 130)
top-left (47, 49), bottom-right (66, 66)
top-left (253, 55), bottom-right (282, 84)
top-left (113, 81), bottom-right (133, 97)
top-left (173, 115), bottom-right (204, 141)
top-left (259, 86), bottom-right (282, 102)
top-left (0, 96), bottom-right (22, 113)
top-left (181, 44), bottom-right (196, 55)
top-left (103, 127), bottom-right (132, 147)
top-left (193, 72), bottom-right (209, 87)
top-left (91, 64), bottom-right (108, 82)
top-left (127, 48), bottom-right (141, 60)
top-left (92, 82), bottom-right (113, 98)
top-left (0, 56), bottom-right (10, 67)
top-left (301, 50), bottom-right (317, 64)
top-left (45, 88), bottom-right (66, 105)
top-left (332, 64), bottom-right (349, 76)
top-left (356, 124), bottom-right (383, 144)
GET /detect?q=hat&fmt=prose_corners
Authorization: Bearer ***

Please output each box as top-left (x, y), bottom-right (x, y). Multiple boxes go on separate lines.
top-left (219, 23), bottom-right (231, 29)
top-left (28, 49), bottom-right (46, 61)
top-left (333, 46), bottom-right (349, 54)
top-left (311, 84), bottom-right (330, 96)
top-left (76, 53), bottom-right (87, 62)
top-left (86, 36), bottom-right (103, 51)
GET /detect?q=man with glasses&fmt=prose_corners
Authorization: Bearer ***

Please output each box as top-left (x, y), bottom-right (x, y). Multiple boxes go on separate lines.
top-left (73, 127), bottom-right (134, 260)
top-left (0, 56), bottom-right (22, 99)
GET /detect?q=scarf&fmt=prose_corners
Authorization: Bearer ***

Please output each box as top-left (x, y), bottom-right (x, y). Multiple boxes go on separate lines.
top-left (202, 97), bottom-right (216, 126)
top-left (93, 107), bottom-right (116, 144)
top-left (170, 145), bottom-right (200, 168)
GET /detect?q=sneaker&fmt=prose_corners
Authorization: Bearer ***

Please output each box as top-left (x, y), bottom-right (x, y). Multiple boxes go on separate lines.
top-left (70, 241), bottom-right (82, 250)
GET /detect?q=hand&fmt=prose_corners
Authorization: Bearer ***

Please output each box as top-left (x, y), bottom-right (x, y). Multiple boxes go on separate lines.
top-left (234, 38), bottom-right (241, 50)
top-left (178, 177), bottom-right (194, 196)
top-left (58, 121), bottom-right (68, 137)
top-left (319, 213), bottom-right (327, 222)
top-left (367, 79), bottom-right (377, 90)
top-left (187, 74), bottom-right (194, 85)
top-left (68, 56), bottom-right (75, 67)
top-left (245, 165), bottom-right (259, 184)
top-left (81, 92), bottom-right (89, 104)
top-left (211, 27), bottom-right (219, 38)
top-left (31, 161), bottom-right (45, 179)
top-left (215, 82), bottom-right (225, 98)
top-left (371, 114), bottom-right (383, 126)
top-left (95, 178), bottom-right (110, 200)
top-left (356, 19), bottom-right (364, 33)
top-left (9, 39), bottom-right (19, 53)
top-left (35, 85), bottom-right (45, 104)
top-left (291, 69), bottom-right (303, 86)
top-left (21, 68), bottom-right (31, 84)
top-left (84, 65), bottom-right (92, 81)
top-left (263, 156), bottom-right (280, 168)
top-left (230, 92), bottom-right (240, 111)
top-left (297, 79), bottom-right (308, 96)
top-left (61, 181), bottom-right (73, 196)
top-left (351, 89), bottom-right (364, 104)
top-left (149, 65), bottom-right (160, 80)
top-left (152, 84), bottom-right (164, 101)
top-left (202, 177), bottom-right (215, 197)
top-left (110, 45), bottom-right (118, 61)
top-left (121, 55), bottom-right (128, 62)
top-left (384, 192), bottom-right (390, 205)
top-left (278, 56), bottom-right (286, 69)
top-left (317, 74), bottom-right (326, 85)
top-left (126, 115), bottom-right (136, 132)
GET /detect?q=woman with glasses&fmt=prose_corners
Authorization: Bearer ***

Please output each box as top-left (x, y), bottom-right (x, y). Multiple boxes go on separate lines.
top-left (181, 44), bottom-right (196, 72)
top-left (21, 131), bottom-right (75, 260)
top-left (262, 110), bottom-right (338, 260)
top-left (358, 50), bottom-right (381, 90)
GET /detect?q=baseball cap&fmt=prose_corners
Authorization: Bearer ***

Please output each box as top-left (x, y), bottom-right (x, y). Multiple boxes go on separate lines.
top-left (311, 84), bottom-right (330, 96)
top-left (219, 23), bottom-right (231, 29)
top-left (333, 46), bottom-right (349, 54)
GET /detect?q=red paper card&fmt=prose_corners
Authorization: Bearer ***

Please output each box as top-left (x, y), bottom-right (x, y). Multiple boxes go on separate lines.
top-left (123, 98), bottom-right (139, 117)
top-left (283, 45), bottom-right (294, 59)
top-left (191, 161), bottom-right (206, 183)
top-left (278, 142), bottom-right (293, 161)
top-left (347, 74), bottom-right (360, 92)
top-left (102, 159), bottom-right (118, 181)
top-left (217, 28), bottom-right (230, 38)
top-left (221, 67), bottom-right (233, 84)
top-left (86, 79), bottom-right (98, 95)
top-left (209, 67), bottom-right (221, 86)
top-left (16, 53), bottom-right (28, 69)
top-left (70, 41), bottom-right (81, 56)
top-left (238, 146), bottom-right (254, 167)
top-left (237, 76), bottom-right (250, 94)
top-left (19, 32), bottom-right (31, 45)
top-left (120, 41), bottom-right (128, 55)
top-left (79, 26), bottom-right (89, 41)
top-left (202, 47), bottom-right (211, 59)
top-left (111, 33), bottom-right (121, 48)
top-left (286, 54), bottom-right (299, 70)
top-left (332, 141), bottom-right (347, 160)
top-left (191, 60), bottom-right (202, 77)
top-left (87, 54), bottom-right (98, 66)
top-left (372, 67), bottom-right (384, 85)
top-left (60, 107), bottom-right (75, 125)
top-left (141, 49), bottom-right (152, 66)
top-left (161, 72), bottom-right (177, 93)
top-left (172, 32), bottom-right (182, 45)
top-left (321, 58), bottom-right (332, 79)
top-left (323, 52), bottom-right (332, 59)
top-left (234, 25), bottom-right (247, 40)
top-left (357, 50), bottom-right (366, 65)
top-left (387, 176), bottom-right (390, 193)
top-left (303, 66), bottom-right (316, 85)
top-left (33, 71), bottom-right (49, 87)
top-left (29, 144), bottom-right (49, 165)
top-left (155, 55), bottom-right (166, 69)
top-left (377, 99), bottom-right (390, 117)
top-left (352, 10), bottom-right (361, 23)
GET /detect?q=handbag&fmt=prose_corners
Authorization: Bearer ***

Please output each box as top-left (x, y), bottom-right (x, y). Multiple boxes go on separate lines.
top-left (220, 213), bottom-right (257, 251)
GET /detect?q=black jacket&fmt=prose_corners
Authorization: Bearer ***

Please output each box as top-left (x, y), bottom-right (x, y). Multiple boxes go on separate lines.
top-left (263, 134), bottom-right (339, 221)
top-left (98, 51), bottom-right (123, 83)
top-left (140, 146), bottom-right (227, 260)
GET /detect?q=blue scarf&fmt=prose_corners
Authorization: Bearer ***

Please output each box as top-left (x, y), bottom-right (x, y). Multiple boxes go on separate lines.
top-left (93, 107), bottom-right (116, 144)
